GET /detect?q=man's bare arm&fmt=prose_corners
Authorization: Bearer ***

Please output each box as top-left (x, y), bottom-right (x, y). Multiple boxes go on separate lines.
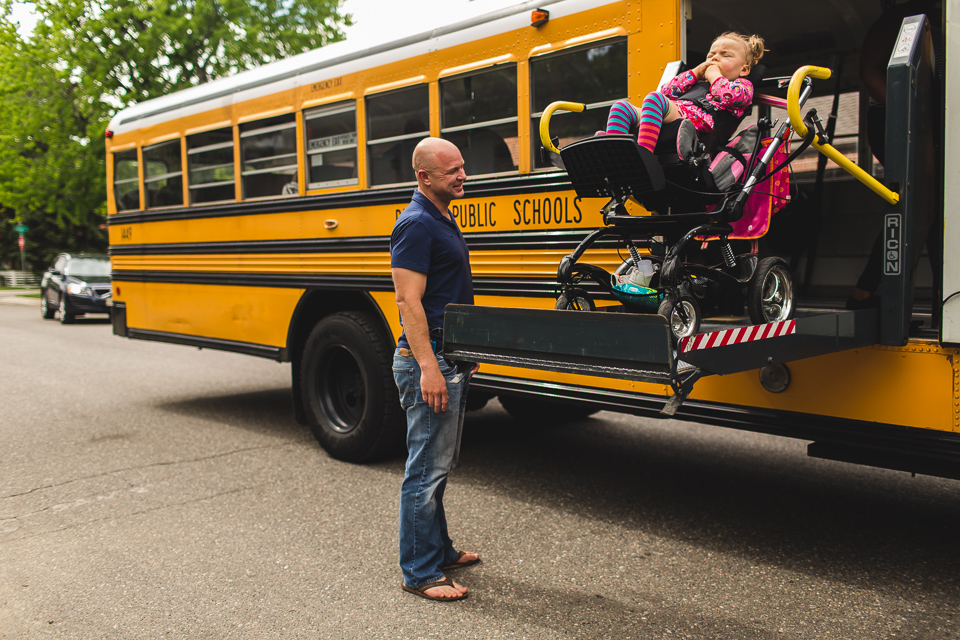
top-left (392, 267), bottom-right (448, 412)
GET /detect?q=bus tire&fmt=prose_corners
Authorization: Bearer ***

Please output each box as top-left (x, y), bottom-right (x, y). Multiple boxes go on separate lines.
top-left (300, 311), bottom-right (404, 463)
top-left (498, 395), bottom-right (598, 424)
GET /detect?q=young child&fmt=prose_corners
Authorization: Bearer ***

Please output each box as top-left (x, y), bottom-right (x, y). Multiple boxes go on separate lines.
top-left (605, 32), bottom-right (766, 153)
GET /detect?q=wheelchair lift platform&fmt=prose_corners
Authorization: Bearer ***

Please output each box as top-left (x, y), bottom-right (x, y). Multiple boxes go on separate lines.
top-left (443, 16), bottom-right (935, 416)
top-left (442, 305), bottom-right (880, 415)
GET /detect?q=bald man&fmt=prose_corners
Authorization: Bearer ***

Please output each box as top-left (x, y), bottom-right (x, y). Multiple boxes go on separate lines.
top-left (391, 137), bottom-right (480, 601)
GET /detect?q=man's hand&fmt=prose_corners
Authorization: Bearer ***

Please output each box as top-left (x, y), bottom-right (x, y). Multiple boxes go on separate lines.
top-left (420, 363), bottom-right (448, 413)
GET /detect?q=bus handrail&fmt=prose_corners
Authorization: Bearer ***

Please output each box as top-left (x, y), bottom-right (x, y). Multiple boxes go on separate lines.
top-left (787, 65), bottom-right (900, 204)
top-left (539, 101), bottom-right (585, 154)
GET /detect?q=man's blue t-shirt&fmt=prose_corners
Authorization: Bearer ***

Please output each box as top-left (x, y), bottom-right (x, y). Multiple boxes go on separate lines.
top-left (390, 190), bottom-right (474, 349)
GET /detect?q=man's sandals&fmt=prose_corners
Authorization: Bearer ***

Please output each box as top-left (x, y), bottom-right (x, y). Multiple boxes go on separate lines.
top-left (441, 550), bottom-right (481, 571)
top-left (401, 577), bottom-right (468, 602)
top-left (402, 552), bottom-right (480, 601)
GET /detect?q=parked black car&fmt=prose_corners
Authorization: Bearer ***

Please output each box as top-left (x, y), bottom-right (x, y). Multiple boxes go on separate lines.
top-left (40, 253), bottom-right (112, 323)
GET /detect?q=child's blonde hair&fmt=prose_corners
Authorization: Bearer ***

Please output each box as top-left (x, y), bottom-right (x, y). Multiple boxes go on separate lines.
top-left (716, 32), bottom-right (767, 69)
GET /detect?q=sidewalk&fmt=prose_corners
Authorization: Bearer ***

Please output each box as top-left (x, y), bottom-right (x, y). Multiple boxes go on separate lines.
top-left (0, 289), bottom-right (40, 307)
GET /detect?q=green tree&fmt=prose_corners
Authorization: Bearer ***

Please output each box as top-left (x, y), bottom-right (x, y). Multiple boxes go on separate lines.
top-left (0, 18), bottom-right (106, 270)
top-left (0, 0), bottom-right (351, 271)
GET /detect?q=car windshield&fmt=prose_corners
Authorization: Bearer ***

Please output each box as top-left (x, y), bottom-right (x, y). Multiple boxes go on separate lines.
top-left (65, 258), bottom-right (111, 277)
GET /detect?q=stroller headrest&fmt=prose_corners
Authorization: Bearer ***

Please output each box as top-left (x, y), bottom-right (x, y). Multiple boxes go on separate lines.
top-left (745, 63), bottom-right (766, 87)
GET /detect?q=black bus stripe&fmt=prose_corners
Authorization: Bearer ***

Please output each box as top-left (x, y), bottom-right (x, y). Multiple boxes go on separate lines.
top-left (109, 271), bottom-right (616, 298)
top-left (109, 228), bottom-right (625, 256)
top-left (108, 173), bottom-right (578, 225)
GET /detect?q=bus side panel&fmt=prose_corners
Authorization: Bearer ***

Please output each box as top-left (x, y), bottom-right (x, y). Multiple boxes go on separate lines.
top-left (693, 346), bottom-right (958, 432)
top-left (116, 280), bottom-right (303, 349)
top-left (476, 345), bottom-right (957, 434)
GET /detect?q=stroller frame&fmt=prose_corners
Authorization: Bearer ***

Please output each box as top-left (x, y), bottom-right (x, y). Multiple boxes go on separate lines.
top-left (543, 77), bottom-right (817, 340)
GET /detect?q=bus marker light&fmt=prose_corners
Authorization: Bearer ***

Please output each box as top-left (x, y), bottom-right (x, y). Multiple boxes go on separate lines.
top-left (531, 9), bottom-right (549, 27)
top-left (324, 219), bottom-right (339, 230)
top-left (105, 130), bottom-right (113, 138)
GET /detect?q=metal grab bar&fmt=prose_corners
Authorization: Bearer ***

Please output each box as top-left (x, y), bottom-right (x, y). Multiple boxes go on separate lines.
top-left (539, 101), bottom-right (585, 153)
top-left (787, 65), bottom-right (900, 204)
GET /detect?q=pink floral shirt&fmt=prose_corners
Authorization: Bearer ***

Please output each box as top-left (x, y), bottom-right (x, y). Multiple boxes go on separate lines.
top-left (661, 70), bottom-right (754, 134)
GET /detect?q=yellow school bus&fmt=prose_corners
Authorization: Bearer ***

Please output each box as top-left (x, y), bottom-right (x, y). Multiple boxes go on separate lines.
top-left (106, 0), bottom-right (960, 477)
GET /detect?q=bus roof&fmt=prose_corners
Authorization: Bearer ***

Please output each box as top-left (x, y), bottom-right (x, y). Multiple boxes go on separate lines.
top-left (107, 0), bottom-right (905, 135)
top-left (107, 0), bottom-right (609, 134)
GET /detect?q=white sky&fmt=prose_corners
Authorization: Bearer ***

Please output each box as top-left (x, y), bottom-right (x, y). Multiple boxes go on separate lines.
top-left (5, 0), bottom-right (523, 42)
top-left (7, 0), bottom-right (525, 49)
top-left (9, 2), bottom-right (38, 37)
top-left (341, 0), bottom-right (522, 45)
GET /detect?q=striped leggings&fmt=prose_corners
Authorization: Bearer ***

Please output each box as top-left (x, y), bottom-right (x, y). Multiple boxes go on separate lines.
top-left (605, 93), bottom-right (671, 152)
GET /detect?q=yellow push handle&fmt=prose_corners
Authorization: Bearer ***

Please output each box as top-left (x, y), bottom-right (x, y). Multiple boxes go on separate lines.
top-left (787, 65), bottom-right (899, 204)
top-left (539, 101), bottom-right (585, 153)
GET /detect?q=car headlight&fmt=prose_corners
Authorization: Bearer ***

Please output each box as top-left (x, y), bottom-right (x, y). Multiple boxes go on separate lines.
top-left (66, 282), bottom-right (92, 296)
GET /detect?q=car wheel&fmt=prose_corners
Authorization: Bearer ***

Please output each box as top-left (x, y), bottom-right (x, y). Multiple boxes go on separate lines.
top-left (40, 291), bottom-right (55, 319)
top-left (58, 296), bottom-right (74, 324)
top-left (498, 395), bottom-right (599, 424)
top-left (748, 257), bottom-right (795, 325)
top-left (299, 311), bottom-right (405, 462)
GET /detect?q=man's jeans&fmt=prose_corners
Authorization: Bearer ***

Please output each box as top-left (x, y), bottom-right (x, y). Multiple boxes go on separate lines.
top-left (393, 349), bottom-right (470, 588)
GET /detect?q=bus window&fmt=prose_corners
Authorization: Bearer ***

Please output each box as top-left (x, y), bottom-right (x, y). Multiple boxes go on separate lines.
top-left (113, 149), bottom-right (140, 211)
top-left (366, 85), bottom-right (430, 186)
top-left (441, 65), bottom-right (518, 176)
top-left (240, 114), bottom-right (298, 199)
top-left (304, 102), bottom-right (359, 189)
top-left (187, 127), bottom-right (236, 205)
top-left (530, 40), bottom-right (628, 169)
top-left (143, 139), bottom-right (184, 208)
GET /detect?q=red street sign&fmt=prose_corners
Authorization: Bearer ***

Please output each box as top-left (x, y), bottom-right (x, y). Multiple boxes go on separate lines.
top-left (18, 235), bottom-right (24, 250)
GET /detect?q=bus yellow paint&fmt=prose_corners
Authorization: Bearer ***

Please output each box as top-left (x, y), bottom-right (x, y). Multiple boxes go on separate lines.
top-left (693, 344), bottom-right (956, 431)
top-left (119, 281), bottom-right (302, 348)
top-left (105, 0), bottom-right (960, 458)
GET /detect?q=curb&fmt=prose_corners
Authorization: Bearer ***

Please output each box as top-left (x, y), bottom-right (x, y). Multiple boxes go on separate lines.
top-left (0, 290), bottom-right (41, 307)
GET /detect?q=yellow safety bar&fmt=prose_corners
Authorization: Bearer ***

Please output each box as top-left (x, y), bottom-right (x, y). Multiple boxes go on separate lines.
top-left (539, 101), bottom-right (585, 153)
top-left (787, 65), bottom-right (899, 204)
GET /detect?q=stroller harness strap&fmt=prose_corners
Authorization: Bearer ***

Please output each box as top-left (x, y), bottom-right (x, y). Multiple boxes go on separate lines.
top-left (675, 81), bottom-right (745, 151)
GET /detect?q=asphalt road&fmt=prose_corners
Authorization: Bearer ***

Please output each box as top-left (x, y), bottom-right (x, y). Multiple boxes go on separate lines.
top-left (2, 301), bottom-right (960, 639)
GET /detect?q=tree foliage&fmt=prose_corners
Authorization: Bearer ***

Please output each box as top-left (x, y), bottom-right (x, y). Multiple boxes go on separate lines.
top-left (0, 0), bottom-right (351, 270)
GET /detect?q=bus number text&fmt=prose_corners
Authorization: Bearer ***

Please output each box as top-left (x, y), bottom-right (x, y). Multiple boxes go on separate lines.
top-left (311, 77), bottom-right (342, 92)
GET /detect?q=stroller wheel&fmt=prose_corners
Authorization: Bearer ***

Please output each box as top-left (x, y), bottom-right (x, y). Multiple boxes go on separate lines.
top-left (659, 295), bottom-right (701, 341)
top-left (748, 257), bottom-right (795, 325)
top-left (556, 288), bottom-right (596, 311)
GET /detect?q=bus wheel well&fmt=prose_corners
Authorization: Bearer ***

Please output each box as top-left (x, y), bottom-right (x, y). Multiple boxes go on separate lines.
top-left (288, 290), bottom-right (393, 426)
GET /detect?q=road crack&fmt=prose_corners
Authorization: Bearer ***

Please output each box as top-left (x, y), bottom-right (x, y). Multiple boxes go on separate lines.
top-left (0, 441), bottom-right (308, 501)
